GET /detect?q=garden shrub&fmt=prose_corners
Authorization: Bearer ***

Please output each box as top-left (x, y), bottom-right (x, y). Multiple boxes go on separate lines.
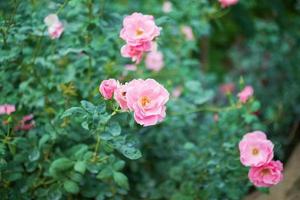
top-left (0, 0), bottom-right (299, 199)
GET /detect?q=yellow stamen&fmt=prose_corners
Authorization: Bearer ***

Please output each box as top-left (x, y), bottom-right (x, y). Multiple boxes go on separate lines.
top-left (140, 96), bottom-right (150, 107)
top-left (136, 28), bottom-right (144, 36)
top-left (252, 148), bottom-right (259, 156)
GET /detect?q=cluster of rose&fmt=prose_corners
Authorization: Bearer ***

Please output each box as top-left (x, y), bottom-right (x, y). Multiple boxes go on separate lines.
top-left (99, 78), bottom-right (169, 127)
top-left (239, 131), bottom-right (283, 187)
top-left (220, 85), bottom-right (284, 187)
top-left (120, 12), bottom-right (161, 64)
top-left (100, 11), bottom-right (284, 188)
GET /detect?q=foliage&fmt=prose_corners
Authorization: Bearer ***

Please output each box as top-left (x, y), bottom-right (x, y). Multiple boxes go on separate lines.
top-left (0, 0), bottom-right (299, 200)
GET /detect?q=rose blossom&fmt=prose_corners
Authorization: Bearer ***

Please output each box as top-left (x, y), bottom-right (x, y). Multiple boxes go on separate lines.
top-left (237, 85), bottom-right (254, 103)
top-left (120, 12), bottom-right (161, 46)
top-left (44, 14), bottom-right (59, 26)
top-left (248, 160), bottom-right (283, 187)
top-left (114, 83), bottom-right (129, 110)
top-left (145, 51), bottom-right (164, 72)
top-left (125, 64), bottom-right (137, 71)
top-left (121, 44), bottom-right (145, 64)
top-left (0, 104), bottom-right (16, 115)
top-left (126, 79), bottom-right (169, 126)
top-left (181, 25), bottom-right (194, 41)
top-left (220, 83), bottom-right (235, 94)
top-left (15, 114), bottom-right (35, 131)
top-left (99, 79), bottom-right (118, 100)
top-left (239, 131), bottom-right (274, 167)
top-left (219, 0), bottom-right (239, 8)
top-left (172, 86), bottom-right (183, 99)
top-left (44, 14), bottom-right (64, 39)
top-left (48, 22), bottom-right (64, 39)
top-left (162, 1), bottom-right (172, 13)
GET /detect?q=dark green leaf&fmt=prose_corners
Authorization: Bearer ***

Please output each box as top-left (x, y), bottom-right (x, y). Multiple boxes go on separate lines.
top-left (113, 171), bottom-right (129, 189)
top-left (63, 180), bottom-right (79, 194)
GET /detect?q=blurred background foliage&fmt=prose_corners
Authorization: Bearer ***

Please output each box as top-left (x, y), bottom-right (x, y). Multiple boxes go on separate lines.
top-left (0, 0), bottom-right (299, 199)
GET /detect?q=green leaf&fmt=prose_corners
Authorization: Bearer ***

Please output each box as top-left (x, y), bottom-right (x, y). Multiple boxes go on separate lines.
top-left (185, 80), bottom-right (201, 92)
top-left (194, 90), bottom-right (214, 104)
top-left (28, 148), bottom-right (40, 161)
top-left (113, 160), bottom-right (125, 171)
top-left (113, 171), bottom-right (129, 189)
top-left (49, 158), bottom-right (73, 178)
top-left (81, 100), bottom-right (95, 113)
top-left (38, 134), bottom-right (50, 149)
top-left (250, 101), bottom-right (261, 112)
top-left (69, 171), bottom-right (83, 183)
top-left (74, 161), bottom-right (86, 174)
top-left (7, 172), bottom-right (22, 181)
top-left (63, 180), bottom-right (79, 194)
top-left (99, 113), bottom-right (111, 124)
top-left (81, 121), bottom-right (89, 130)
top-left (96, 167), bottom-right (112, 180)
top-left (96, 103), bottom-right (106, 114)
top-left (107, 122), bottom-right (121, 136)
top-left (242, 113), bottom-right (257, 124)
top-left (61, 107), bottom-right (85, 118)
top-left (119, 145), bottom-right (142, 160)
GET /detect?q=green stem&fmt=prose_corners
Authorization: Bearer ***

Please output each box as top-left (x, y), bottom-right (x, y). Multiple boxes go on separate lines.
top-left (92, 134), bottom-right (101, 162)
top-left (56, 0), bottom-right (70, 14)
top-left (1, 29), bottom-right (7, 48)
top-left (99, 0), bottom-right (105, 17)
top-left (87, 0), bottom-right (93, 20)
top-left (170, 105), bottom-right (238, 116)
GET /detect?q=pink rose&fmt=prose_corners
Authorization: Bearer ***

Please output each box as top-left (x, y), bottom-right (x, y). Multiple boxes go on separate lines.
top-left (219, 83), bottom-right (235, 94)
top-left (120, 12), bottom-right (161, 46)
top-left (44, 14), bottom-right (59, 26)
top-left (239, 131), bottom-right (274, 167)
top-left (126, 79), bottom-right (169, 126)
top-left (219, 0), bottom-right (239, 8)
top-left (248, 160), bottom-right (283, 187)
top-left (181, 25), bottom-right (194, 41)
top-left (44, 14), bottom-right (64, 39)
top-left (237, 85), bottom-right (254, 103)
top-left (48, 22), bottom-right (64, 39)
top-left (125, 64), bottom-right (137, 71)
top-left (0, 104), bottom-right (16, 115)
top-left (99, 79), bottom-right (118, 100)
top-left (121, 44), bottom-right (146, 64)
top-left (15, 114), bottom-right (35, 131)
top-left (114, 83), bottom-right (129, 110)
top-left (172, 86), bottom-right (183, 99)
top-left (145, 51), bottom-right (164, 72)
top-left (162, 1), bottom-right (172, 13)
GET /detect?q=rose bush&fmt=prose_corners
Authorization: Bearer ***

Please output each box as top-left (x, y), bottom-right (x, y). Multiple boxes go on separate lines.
top-left (0, 0), bottom-right (299, 200)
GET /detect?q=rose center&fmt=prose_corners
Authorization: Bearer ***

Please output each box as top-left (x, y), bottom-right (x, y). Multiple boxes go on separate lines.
top-left (136, 28), bottom-right (144, 36)
top-left (140, 96), bottom-right (150, 107)
top-left (252, 148), bottom-right (259, 156)
top-left (260, 169), bottom-right (270, 176)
